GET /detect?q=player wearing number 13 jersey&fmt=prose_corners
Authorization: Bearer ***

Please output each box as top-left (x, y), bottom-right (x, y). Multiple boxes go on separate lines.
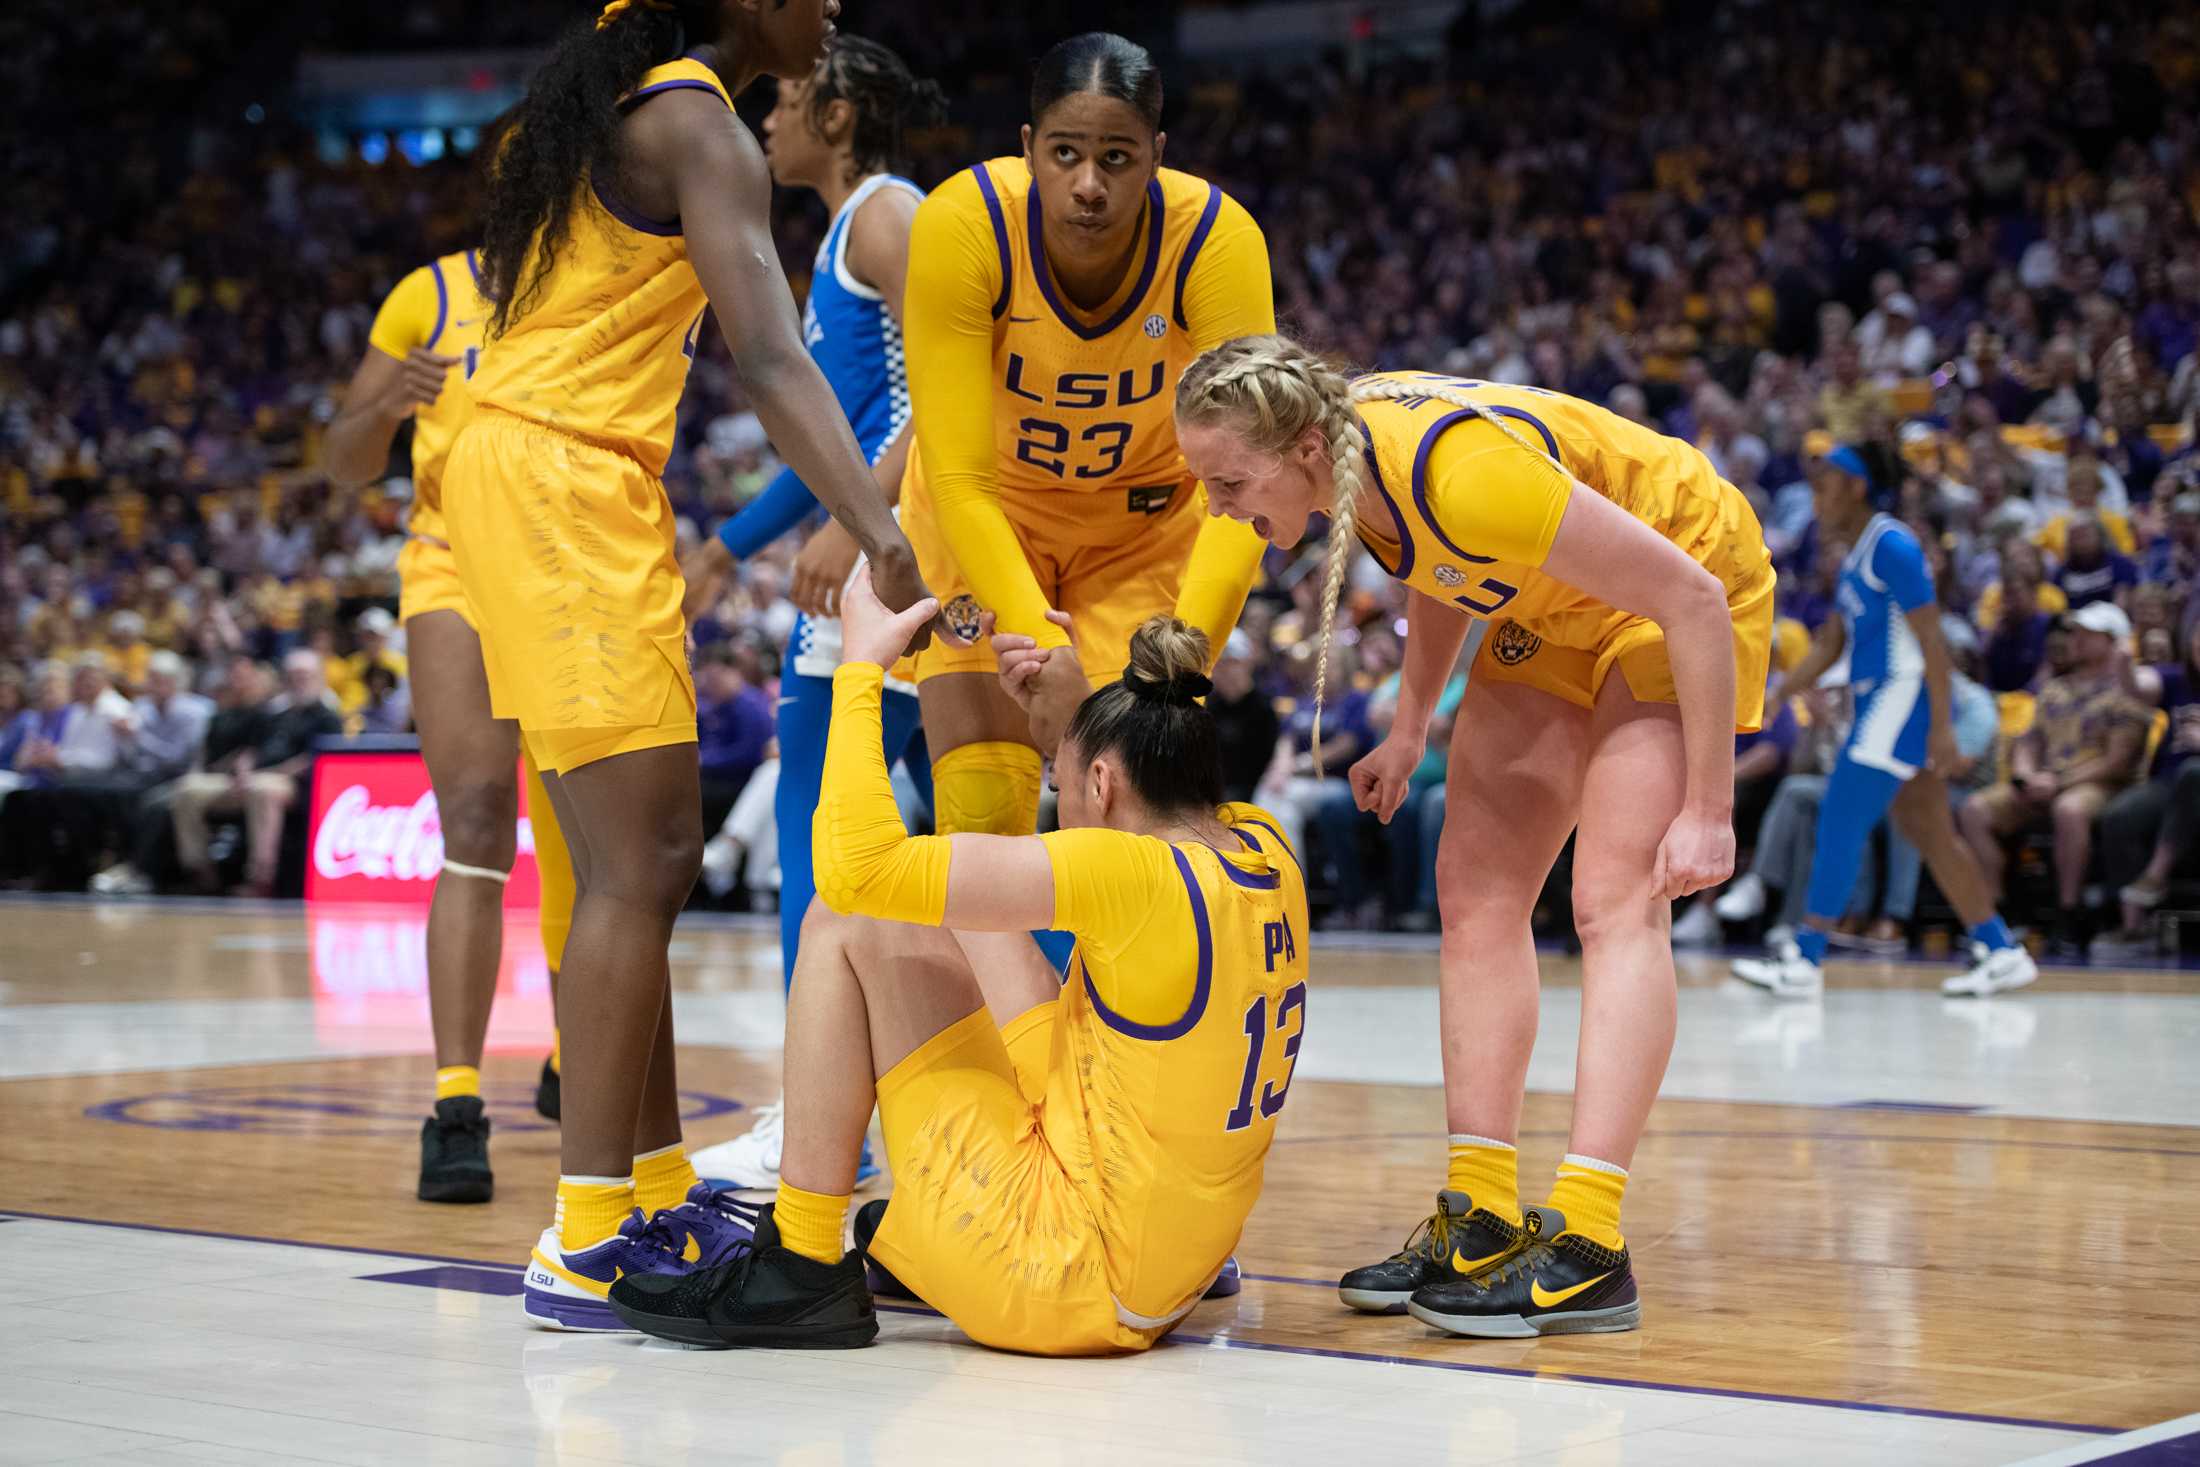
top-left (610, 607), bottom-right (1308, 1355)
top-left (898, 32), bottom-right (1273, 865)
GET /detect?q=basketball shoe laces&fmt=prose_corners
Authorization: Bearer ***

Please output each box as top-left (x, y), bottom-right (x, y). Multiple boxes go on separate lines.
top-left (1387, 1207), bottom-right (1458, 1265)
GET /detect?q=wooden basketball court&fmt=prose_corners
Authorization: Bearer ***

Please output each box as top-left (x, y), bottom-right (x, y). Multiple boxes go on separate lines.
top-left (2, 895), bottom-right (2195, 1463)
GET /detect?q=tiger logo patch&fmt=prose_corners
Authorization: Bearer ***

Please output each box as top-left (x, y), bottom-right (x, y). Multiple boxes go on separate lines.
top-left (1492, 620), bottom-right (1542, 665)
top-left (1433, 565), bottom-right (1466, 588)
top-left (944, 594), bottom-right (988, 643)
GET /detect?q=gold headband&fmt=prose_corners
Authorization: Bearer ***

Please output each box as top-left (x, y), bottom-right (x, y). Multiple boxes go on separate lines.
top-left (596, 0), bottom-right (674, 31)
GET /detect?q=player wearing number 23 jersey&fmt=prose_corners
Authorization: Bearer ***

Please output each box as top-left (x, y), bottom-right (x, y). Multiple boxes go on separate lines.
top-left (901, 158), bottom-right (1275, 682)
top-left (1353, 373), bottom-right (1776, 730)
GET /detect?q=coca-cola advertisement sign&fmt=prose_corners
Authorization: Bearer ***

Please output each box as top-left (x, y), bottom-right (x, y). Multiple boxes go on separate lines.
top-left (306, 752), bottom-right (542, 906)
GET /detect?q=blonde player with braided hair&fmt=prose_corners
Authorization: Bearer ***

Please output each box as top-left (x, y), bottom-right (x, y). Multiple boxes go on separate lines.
top-left (1178, 335), bottom-right (1774, 1339)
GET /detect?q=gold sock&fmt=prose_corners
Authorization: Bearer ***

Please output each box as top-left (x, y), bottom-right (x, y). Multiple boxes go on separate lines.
top-left (1445, 1134), bottom-right (1522, 1227)
top-left (632, 1143), bottom-right (701, 1216)
top-left (932, 741), bottom-right (1043, 836)
top-left (774, 1180), bottom-right (850, 1265)
top-left (1546, 1154), bottom-right (1628, 1250)
top-left (434, 1065), bottom-right (481, 1104)
top-left (554, 1176), bottom-right (634, 1252)
top-left (549, 1031), bottom-right (561, 1075)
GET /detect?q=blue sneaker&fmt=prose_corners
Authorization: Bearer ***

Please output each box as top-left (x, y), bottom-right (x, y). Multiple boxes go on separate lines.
top-left (1204, 1256), bottom-right (1242, 1299)
top-left (646, 1183), bottom-right (764, 1266)
top-left (522, 1209), bottom-right (701, 1331)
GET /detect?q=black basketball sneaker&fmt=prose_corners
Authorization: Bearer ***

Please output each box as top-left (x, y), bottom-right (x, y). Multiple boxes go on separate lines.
top-left (608, 1206), bottom-right (878, 1349)
top-left (417, 1095), bottom-right (493, 1204)
top-left (1406, 1203), bottom-right (1639, 1337)
top-left (1337, 1190), bottom-right (1525, 1313)
top-left (534, 1056), bottom-right (560, 1121)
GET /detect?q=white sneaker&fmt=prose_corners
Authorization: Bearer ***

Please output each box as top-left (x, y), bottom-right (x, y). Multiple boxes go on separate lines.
top-left (91, 863), bottom-right (152, 895)
top-left (1713, 873), bottom-right (1767, 922)
top-left (699, 835), bottom-right (741, 899)
top-left (1732, 939), bottom-right (1824, 999)
top-left (1941, 944), bottom-right (2039, 998)
top-left (688, 1098), bottom-right (783, 1189)
top-left (1671, 900), bottom-right (1723, 948)
top-left (1763, 923), bottom-right (1796, 950)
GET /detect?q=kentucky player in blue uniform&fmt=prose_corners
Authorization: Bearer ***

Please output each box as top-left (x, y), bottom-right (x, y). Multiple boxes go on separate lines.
top-left (682, 35), bottom-right (945, 1185)
top-left (1739, 445), bottom-right (2037, 998)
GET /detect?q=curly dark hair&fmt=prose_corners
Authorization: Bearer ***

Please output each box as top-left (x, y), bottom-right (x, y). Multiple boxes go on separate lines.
top-left (805, 34), bottom-right (947, 182)
top-left (478, 0), bottom-right (724, 337)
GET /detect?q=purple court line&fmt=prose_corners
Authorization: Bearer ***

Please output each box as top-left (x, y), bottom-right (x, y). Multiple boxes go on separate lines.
top-left (1272, 1129), bottom-right (2200, 1160)
top-left (0, 1208), bottom-right (2122, 1439)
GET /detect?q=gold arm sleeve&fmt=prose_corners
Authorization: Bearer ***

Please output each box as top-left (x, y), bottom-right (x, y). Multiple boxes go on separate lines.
top-left (904, 178), bottom-right (1068, 649)
top-left (813, 664), bottom-right (950, 924)
top-left (1171, 194), bottom-right (1277, 660)
top-left (1041, 825), bottom-right (1197, 1027)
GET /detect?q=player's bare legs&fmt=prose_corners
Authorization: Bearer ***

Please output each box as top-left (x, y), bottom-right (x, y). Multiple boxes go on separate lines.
top-left (543, 744), bottom-right (703, 1179)
top-left (410, 607), bottom-right (518, 1204)
top-left (779, 905), bottom-right (990, 1197)
top-left (410, 611), bottom-right (518, 1082)
top-left (1567, 675), bottom-right (1686, 1169)
top-left (1437, 678), bottom-right (1591, 1146)
top-left (1890, 772), bottom-right (1998, 928)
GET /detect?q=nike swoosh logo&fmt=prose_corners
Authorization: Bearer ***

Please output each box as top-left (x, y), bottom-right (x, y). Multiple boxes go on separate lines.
top-left (681, 1234), bottom-right (702, 1264)
top-left (1531, 1272), bottom-right (1611, 1308)
top-left (1449, 1248), bottom-right (1513, 1275)
top-left (454, 317), bottom-right (482, 327)
top-left (1008, 315), bottom-right (1040, 323)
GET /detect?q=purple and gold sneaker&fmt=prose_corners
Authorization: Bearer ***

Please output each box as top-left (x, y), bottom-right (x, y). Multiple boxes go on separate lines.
top-left (646, 1183), bottom-right (765, 1267)
top-left (523, 1209), bottom-right (703, 1331)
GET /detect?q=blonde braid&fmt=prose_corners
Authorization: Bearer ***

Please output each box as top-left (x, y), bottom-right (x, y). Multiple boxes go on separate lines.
top-left (1307, 405), bottom-right (1363, 777)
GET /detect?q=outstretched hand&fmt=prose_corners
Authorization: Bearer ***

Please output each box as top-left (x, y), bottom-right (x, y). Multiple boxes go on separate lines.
top-left (841, 564), bottom-right (940, 669)
top-left (991, 609), bottom-right (1089, 758)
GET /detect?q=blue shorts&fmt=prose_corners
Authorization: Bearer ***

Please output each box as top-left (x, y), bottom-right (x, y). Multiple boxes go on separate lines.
top-left (1844, 676), bottom-right (1930, 780)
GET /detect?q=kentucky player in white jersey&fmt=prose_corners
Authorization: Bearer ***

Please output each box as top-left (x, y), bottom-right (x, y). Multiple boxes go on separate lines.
top-left (1737, 445), bottom-right (2036, 998)
top-left (680, 36), bottom-right (945, 1184)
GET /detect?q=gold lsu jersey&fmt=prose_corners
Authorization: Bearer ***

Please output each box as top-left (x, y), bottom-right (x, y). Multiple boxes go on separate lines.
top-left (365, 249), bottom-right (490, 543)
top-left (466, 58), bottom-right (731, 475)
top-left (1032, 801), bottom-right (1309, 1329)
top-left (1353, 373), bottom-right (1769, 655)
top-left (901, 159), bottom-right (1273, 652)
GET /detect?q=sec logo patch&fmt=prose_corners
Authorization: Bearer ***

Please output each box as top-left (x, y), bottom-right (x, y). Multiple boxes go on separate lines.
top-left (1492, 621), bottom-right (1542, 665)
top-left (1143, 313), bottom-right (1168, 339)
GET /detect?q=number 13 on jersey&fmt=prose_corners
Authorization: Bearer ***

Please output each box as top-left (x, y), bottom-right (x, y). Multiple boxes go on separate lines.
top-left (1226, 917), bottom-right (1305, 1131)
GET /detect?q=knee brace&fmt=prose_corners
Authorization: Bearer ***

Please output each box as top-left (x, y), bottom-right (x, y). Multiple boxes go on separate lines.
top-left (931, 741), bottom-right (1044, 837)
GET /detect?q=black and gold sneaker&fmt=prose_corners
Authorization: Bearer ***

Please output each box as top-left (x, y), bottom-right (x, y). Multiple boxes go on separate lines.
top-left (1406, 1203), bottom-right (1639, 1338)
top-left (1337, 1190), bottom-right (1526, 1314)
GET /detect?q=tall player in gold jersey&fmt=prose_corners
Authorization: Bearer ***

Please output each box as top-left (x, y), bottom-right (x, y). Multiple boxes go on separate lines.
top-left (447, 0), bottom-right (935, 1331)
top-left (900, 33), bottom-right (1272, 918)
top-left (324, 245), bottom-right (574, 1205)
top-left (611, 570), bottom-right (1309, 1353)
top-left (1177, 336), bottom-right (1775, 1339)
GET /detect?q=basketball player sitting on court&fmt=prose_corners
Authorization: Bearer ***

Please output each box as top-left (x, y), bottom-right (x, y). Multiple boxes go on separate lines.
top-left (610, 569), bottom-right (1310, 1354)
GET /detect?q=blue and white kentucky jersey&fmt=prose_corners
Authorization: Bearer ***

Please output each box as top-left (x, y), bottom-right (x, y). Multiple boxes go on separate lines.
top-left (1839, 514), bottom-right (1932, 694)
top-left (1839, 513), bottom-right (1936, 776)
top-left (802, 172), bottom-right (921, 466)
top-left (790, 173), bottom-right (923, 684)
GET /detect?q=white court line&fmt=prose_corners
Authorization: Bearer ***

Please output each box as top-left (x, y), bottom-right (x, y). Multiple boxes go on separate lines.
top-left (2005, 1410), bottom-right (2200, 1465)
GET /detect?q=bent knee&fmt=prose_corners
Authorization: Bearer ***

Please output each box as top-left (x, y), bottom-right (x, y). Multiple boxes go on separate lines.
top-left (2050, 790), bottom-right (2102, 826)
top-left (1571, 869), bottom-right (1662, 949)
top-left (437, 778), bottom-right (518, 864)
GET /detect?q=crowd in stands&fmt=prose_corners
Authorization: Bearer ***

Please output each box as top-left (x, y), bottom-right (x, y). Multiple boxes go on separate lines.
top-left (4, 0), bottom-right (2199, 958)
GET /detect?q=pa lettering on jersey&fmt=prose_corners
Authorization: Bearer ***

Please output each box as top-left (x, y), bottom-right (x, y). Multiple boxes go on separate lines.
top-left (1262, 915), bottom-right (1297, 972)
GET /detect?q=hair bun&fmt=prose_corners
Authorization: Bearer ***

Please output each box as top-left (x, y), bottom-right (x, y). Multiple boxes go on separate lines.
top-left (1122, 669), bottom-right (1212, 706)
